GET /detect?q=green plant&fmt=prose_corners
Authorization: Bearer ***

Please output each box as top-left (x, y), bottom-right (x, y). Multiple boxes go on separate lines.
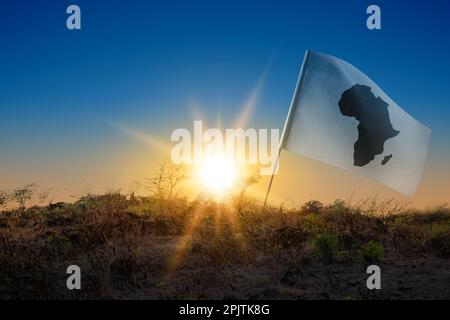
top-left (311, 233), bottom-right (339, 261)
top-left (302, 213), bottom-right (331, 235)
top-left (360, 240), bottom-right (384, 263)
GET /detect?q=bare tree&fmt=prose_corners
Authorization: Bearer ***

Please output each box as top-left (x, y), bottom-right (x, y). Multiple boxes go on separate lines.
top-left (234, 171), bottom-right (260, 212)
top-left (145, 163), bottom-right (189, 215)
top-left (146, 163), bottom-right (188, 202)
top-left (12, 183), bottom-right (37, 210)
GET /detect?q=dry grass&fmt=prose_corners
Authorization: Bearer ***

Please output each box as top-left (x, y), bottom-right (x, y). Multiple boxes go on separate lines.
top-left (0, 192), bottom-right (449, 299)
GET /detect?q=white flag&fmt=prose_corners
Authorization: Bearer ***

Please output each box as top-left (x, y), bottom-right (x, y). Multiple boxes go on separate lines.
top-left (283, 51), bottom-right (431, 196)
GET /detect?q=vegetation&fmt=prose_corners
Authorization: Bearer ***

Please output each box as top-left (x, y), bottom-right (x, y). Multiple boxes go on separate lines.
top-left (0, 175), bottom-right (449, 299)
top-left (311, 233), bottom-right (339, 262)
top-left (360, 241), bottom-right (384, 263)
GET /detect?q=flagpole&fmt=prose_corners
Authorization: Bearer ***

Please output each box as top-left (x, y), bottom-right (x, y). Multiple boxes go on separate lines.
top-left (264, 50), bottom-right (310, 206)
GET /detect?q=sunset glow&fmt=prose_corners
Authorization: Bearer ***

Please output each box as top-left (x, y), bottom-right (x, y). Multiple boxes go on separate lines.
top-left (198, 153), bottom-right (238, 197)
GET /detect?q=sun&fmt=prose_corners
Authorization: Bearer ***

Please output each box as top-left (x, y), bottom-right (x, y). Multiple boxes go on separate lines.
top-left (198, 153), bottom-right (238, 197)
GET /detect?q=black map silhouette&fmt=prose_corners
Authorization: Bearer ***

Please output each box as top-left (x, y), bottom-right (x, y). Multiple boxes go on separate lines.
top-left (338, 84), bottom-right (399, 167)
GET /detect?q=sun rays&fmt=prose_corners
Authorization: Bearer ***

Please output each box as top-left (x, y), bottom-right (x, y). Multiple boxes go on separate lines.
top-left (197, 153), bottom-right (238, 198)
top-left (162, 201), bottom-right (251, 283)
top-left (159, 73), bottom-right (271, 274)
top-left (109, 58), bottom-right (271, 200)
top-left (108, 62), bottom-right (272, 278)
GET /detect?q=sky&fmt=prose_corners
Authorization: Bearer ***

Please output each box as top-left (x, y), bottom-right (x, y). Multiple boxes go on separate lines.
top-left (0, 0), bottom-right (449, 207)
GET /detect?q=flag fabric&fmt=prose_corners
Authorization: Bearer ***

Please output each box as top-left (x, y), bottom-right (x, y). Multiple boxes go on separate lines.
top-left (283, 51), bottom-right (431, 196)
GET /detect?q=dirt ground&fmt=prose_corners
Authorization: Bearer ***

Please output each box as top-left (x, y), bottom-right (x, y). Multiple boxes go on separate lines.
top-left (54, 235), bottom-right (450, 300)
top-left (1, 195), bottom-right (449, 300)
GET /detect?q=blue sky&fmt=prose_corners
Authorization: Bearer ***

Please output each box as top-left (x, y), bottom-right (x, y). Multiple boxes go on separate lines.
top-left (0, 0), bottom-right (449, 203)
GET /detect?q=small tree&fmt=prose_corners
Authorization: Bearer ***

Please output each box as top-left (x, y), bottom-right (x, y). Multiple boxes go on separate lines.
top-left (146, 163), bottom-right (188, 213)
top-left (0, 190), bottom-right (9, 209)
top-left (234, 171), bottom-right (260, 212)
top-left (37, 187), bottom-right (52, 205)
top-left (147, 163), bottom-right (188, 200)
top-left (301, 200), bottom-right (323, 214)
top-left (12, 183), bottom-right (37, 209)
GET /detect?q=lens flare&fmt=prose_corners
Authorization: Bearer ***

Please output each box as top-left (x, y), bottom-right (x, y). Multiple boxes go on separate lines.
top-left (198, 153), bottom-right (237, 197)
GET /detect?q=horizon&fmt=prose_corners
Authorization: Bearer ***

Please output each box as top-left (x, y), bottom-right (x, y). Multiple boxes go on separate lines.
top-left (1, 0), bottom-right (449, 207)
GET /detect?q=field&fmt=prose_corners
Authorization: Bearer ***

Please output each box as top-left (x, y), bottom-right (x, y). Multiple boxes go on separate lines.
top-left (1, 187), bottom-right (449, 300)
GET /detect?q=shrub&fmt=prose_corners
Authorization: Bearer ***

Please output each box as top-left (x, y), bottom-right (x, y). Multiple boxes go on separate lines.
top-left (426, 224), bottom-right (450, 258)
top-left (360, 240), bottom-right (384, 263)
top-left (311, 233), bottom-right (339, 261)
top-left (301, 213), bottom-right (331, 236)
top-left (328, 199), bottom-right (346, 213)
top-left (190, 212), bottom-right (250, 266)
top-left (300, 200), bottom-right (323, 214)
top-left (0, 190), bottom-right (9, 209)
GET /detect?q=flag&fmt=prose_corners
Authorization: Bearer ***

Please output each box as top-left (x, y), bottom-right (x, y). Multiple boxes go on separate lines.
top-left (283, 51), bottom-right (431, 196)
